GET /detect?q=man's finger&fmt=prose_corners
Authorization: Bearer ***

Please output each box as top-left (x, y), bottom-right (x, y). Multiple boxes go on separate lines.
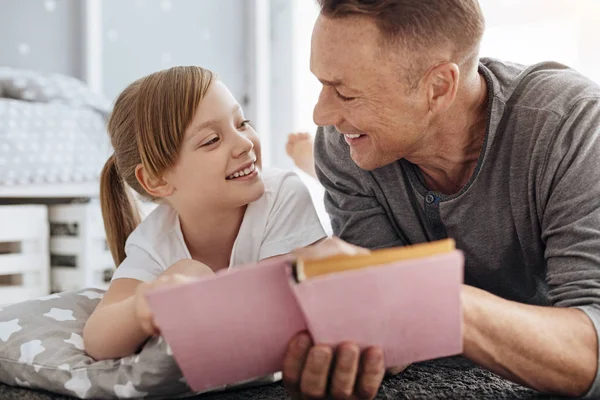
top-left (355, 347), bottom-right (385, 399)
top-left (329, 342), bottom-right (360, 399)
top-left (300, 345), bottom-right (333, 398)
top-left (282, 333), bottom-right (312, 392)
top-left (385, 364), bottom-right (409, 376)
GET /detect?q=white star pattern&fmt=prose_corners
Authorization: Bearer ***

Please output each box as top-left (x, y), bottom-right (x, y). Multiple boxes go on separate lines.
top-left (37, 294), bottom-right (62, 301)
top-left (21, 90), bottom-right (35, 100)
top-left (120, 355), bottom-right (135, 366)
top-left (19, 340), bottom-right (45, 365)
top-left (43, 308), bottom-right (76, 321)
top-left (15, 377), bottom-right (31, 387)
top-left (0, 319), bottom-right (22, 342)
top-left (160, 0), bottom-right (172, 11)
top-left (64, 369), bottom-right (91, 398)
top-left (78, 290), bottom-right (103, 300)
top-left (44, 0), bottom-right (56, 12)
top-left (114, 381), bottom-right (148, 398)
top-left (58, 364), bottom-right (70, 371)
top-left (17, 43), bottom-right (30, 55)
top-left (165, 343), bottom-right (173, 356)
top-left (13, 77), bottom-right (28, 89)
top-left (64, 333), bottom-right (85, 350)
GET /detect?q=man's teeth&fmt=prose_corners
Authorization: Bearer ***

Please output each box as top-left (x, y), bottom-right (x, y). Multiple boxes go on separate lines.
top-left (228, 163), bottom-right (255, 179)
top-left (345, 134), bottom-right (362, 139)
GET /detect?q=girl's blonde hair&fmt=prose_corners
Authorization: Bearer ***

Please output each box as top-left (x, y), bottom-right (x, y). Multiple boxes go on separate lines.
top-left (100, 66), bottom-right (216, 265)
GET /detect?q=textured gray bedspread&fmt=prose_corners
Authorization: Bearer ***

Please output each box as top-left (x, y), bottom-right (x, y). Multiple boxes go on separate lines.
top-left (0, 357), bottom-right (571, 399)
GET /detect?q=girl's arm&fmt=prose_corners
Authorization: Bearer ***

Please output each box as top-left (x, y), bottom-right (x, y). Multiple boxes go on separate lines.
top-left (83, 259), bottom-right (214, 360)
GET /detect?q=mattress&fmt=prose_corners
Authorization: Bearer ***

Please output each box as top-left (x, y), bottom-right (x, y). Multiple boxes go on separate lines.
top-left (0, 67), bottom-right (111, 187)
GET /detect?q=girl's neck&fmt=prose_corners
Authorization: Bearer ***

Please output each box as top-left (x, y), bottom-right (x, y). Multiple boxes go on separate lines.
top-left (177, 205), bottom-right (247, 271)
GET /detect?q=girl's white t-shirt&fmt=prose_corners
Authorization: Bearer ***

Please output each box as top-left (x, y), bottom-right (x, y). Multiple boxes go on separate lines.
top-left (111, 168), bottom-right (327, 282)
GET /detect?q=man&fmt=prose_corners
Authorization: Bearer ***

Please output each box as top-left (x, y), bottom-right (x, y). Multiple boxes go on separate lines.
top-left (282, 0), bottom-right (600, 399)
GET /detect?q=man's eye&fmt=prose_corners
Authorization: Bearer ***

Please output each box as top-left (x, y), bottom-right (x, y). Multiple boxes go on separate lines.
top-left (335, 90), bottom-right (354, 102)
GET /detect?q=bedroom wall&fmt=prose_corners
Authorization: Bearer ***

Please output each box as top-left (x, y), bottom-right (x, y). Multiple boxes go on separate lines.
top-left (0, 0), bottom-right (250, 104)
top-left (0, 0), bottom-right (84, 80)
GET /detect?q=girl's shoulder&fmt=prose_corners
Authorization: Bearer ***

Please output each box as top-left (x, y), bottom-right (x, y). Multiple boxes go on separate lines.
top-left (125, 203), bottom-right (179, 248)
top-left (260, 167), bottom-right (306, 196)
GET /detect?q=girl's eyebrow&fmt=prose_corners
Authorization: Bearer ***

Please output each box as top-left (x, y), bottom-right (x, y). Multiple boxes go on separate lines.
top-left (192, 104), bottom-right (242, 133)
top-left (186, 104), bottom-right (242, 142)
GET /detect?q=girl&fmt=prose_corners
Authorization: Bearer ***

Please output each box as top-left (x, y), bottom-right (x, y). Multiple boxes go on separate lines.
top-left (83, 66), bottom-right (326, 361)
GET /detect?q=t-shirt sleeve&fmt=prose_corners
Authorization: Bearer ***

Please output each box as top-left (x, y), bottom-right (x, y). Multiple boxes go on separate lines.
top-left (258, 172), bottom-right (327, 260)
top-left (314, 125), bottom-right (404, 249)
top-left (538, 98), bottom-right (600, 398)
top-left (110, 242), bottom-right (165, 283)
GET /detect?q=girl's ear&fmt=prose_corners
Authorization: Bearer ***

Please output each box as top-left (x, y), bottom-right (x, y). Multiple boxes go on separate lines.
top-left (135, 164), bottom-right (175, 198)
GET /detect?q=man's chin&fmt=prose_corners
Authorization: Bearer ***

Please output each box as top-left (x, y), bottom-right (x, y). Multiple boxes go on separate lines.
top-left (350, 150), bottom-right (387, 171)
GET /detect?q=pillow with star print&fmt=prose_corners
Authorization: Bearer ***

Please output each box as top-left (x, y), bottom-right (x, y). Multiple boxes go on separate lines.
top-left (0, 289), bottom-right (194, 399)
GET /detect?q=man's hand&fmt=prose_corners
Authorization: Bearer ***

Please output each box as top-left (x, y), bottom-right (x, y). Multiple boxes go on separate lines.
top-left (286, 238), bottom-right (383, 398)
top-left (293, 236), bottom-right (370, 260)
top-left (283, 333), bottom-right (385, 399)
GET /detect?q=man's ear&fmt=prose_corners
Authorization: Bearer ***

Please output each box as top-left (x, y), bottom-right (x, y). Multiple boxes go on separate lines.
top-left (135, 164), bottom-right (174, 198)
top-left (425, 62), bottom-right (460, 114)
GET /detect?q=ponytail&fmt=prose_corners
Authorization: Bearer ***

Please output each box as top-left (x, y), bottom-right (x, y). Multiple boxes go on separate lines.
top-left (100, 155), bottom-right (141, 266)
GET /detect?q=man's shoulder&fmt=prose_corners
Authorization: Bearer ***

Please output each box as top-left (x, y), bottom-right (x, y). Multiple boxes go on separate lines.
top-left (482, 58), bottom-right (600, 116)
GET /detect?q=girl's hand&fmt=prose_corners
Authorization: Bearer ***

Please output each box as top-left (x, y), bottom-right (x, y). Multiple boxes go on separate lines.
top-left (134, 274), bottom-right (192, 336)
top-left (134, 260), bottom-right (215, 336)
top-left (162, 259), bottom-right (216, 278)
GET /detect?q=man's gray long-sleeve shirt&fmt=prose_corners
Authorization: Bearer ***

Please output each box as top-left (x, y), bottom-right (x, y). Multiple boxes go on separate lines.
top-left (315, 58), bottom-right (600, 397)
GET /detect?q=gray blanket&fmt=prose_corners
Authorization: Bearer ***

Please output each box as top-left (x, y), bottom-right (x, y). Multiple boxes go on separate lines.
top-left (0, 357), bottom-right (569, 399)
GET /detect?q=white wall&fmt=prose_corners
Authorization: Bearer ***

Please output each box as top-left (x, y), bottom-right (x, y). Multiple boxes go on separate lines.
top-left (479, 0), bottom-right (600, 83)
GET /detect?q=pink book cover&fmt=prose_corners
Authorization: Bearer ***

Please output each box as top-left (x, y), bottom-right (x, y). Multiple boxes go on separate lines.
top-left (147, 250), bottom-right (464, 392)
top-left (290, 251), bottom-right (464, 367)
top-left (146, 258), bottom-right (307, 392)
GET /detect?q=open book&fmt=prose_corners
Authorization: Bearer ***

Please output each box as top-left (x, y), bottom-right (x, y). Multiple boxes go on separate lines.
top-left (146, 239), bottom-right (464, 392)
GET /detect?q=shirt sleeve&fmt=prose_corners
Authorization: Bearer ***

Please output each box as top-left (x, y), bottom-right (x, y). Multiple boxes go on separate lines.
top-left (538, 98), bottom-right (600, 398)
top-left (110, 242), bottom-right (165, 283)
top-left (258, 172), bottom-right (327, 260)
top-left (314, 125), bottom-right (404, 249)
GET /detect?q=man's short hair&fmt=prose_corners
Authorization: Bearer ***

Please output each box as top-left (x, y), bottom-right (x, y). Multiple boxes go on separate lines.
top-left (316, 0), bottom-right (485, 84)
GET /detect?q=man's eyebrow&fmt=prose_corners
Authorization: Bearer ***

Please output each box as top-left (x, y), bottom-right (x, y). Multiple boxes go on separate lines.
top-left (318, 78), bottom-right (360, 94)
top-left (190, 104), bottom-right (242, 134)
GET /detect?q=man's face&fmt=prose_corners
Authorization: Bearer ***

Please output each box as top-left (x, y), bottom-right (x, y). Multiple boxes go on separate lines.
top-left (311, 14), bottom-right (431, 170)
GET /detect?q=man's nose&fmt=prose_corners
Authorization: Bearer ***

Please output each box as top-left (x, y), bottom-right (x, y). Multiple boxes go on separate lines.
top-left (313, 89), bottom-right (342, 127)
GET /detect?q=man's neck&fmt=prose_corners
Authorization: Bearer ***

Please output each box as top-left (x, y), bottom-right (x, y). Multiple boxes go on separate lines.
top-left (409, 72), bottom-right (489, 195)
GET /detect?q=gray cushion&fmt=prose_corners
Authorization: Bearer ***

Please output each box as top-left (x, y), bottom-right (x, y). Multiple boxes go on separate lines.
top-left (0, 289), bottom-right (192, 399)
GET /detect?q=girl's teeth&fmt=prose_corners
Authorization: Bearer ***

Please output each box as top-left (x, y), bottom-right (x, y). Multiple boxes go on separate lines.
top-left (346, 134), bottom-right (361, 139)
top-left (228, 163), bottom-right (256, 179)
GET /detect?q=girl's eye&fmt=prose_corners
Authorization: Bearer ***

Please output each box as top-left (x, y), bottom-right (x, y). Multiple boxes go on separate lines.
top-left (239, 119), bottom-right (251, 129)
top-left (202, 136), bottom-right (220, 147)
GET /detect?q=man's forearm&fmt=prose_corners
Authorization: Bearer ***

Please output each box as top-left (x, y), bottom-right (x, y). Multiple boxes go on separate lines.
top-left (461, 285), bottom-right (598, 397)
